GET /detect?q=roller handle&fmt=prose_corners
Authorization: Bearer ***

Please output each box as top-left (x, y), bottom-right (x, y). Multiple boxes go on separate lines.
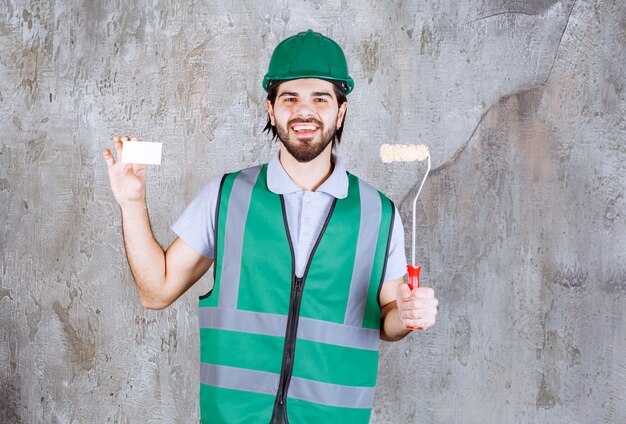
top-left (406, 265), bottom-right (423, 330)
top-left (407, 264), bottom-right (421, 290)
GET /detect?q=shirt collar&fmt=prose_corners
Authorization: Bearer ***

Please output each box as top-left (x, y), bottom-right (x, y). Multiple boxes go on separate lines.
top-left (267, 151), bottom-right (349, 199)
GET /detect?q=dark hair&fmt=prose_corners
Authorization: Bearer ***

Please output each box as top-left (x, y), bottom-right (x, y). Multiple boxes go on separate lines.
top-left (263, 80), bottom-right (348, 147)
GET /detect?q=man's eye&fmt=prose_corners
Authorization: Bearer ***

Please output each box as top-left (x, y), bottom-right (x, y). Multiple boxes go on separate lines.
top-left (284, 98), bottom-right (297, 102)
top-left (314, 98), bottom-right (327, 102)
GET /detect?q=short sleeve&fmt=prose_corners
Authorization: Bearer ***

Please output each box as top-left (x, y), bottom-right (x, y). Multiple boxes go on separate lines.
top-left (382, 206), bottom-right (408, 281)
top-left (170, 175), bottom-right (223, 259)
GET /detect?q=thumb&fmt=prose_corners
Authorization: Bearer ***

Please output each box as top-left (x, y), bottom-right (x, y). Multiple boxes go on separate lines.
top-left (398, 284), bottom-right (412, 301)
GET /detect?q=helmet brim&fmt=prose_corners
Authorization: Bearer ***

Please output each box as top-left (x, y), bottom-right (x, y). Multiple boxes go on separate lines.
top-left (263, 75), bottom-right (354, 95)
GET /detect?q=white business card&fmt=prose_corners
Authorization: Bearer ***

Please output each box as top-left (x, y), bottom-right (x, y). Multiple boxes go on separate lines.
top-left (121, 141), bottom-right (162, 165)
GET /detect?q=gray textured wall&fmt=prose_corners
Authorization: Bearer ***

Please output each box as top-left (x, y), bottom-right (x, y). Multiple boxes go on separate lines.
top-left (1, 0), bottom-right (624, 423)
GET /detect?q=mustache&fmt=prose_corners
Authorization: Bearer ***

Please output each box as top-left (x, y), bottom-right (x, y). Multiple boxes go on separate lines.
top-left (287, 117), bottom-right (324, 128)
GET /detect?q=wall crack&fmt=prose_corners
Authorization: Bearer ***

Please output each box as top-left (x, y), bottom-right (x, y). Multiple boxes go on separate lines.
top-left (544, 0), bottom-right (578, 85)
top-left (466, 11), bottom-right (540, 24)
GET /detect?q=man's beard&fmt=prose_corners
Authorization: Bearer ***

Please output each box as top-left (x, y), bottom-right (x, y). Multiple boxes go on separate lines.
top-left (275, 117), bottom-right (338, 163)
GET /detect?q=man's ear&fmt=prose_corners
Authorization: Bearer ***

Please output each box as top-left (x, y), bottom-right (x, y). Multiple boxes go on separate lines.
top-left (337, 101), bottom-right (347, 129)
top-left (266, 100), bottom-right (275, 126)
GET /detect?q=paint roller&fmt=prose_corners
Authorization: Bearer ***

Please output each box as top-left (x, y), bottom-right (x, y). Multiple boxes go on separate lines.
top-left (379, 144), bottom-right (431, 292)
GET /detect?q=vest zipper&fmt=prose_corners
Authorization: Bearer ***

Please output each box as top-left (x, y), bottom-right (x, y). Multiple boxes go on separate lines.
top-left (270, 196), bottom-right (337, 424)
top-left (270, 275), bottom-right (304, 424)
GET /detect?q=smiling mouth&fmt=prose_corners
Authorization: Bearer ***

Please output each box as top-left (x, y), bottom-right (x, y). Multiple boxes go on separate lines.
top-left (291, 124), bottom-right (319, 133)
top-left (289, 123), bottom-right (320, 140)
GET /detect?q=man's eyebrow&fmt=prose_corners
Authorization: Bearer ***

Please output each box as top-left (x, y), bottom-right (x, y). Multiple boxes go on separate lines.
top-left (277, 91), bottom-right (333, 98)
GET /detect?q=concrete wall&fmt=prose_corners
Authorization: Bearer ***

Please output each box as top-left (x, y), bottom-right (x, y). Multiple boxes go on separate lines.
top-left (1, 0), bottom-right (624, 422)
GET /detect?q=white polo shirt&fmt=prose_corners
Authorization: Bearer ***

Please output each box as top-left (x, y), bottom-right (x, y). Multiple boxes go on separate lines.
top-left (172, 152), bottom-right (407, 280)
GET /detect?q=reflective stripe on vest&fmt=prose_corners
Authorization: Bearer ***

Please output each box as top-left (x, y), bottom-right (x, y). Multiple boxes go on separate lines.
top-left (218, 165), bottom-right (262, 309)
top-left (199, 163), bottom-right (394, 423)
top-left (199, 307), bottom-right (380, 351)
top-left (200, 363), bottom-right (375, 409)
top-left (345, 177), bottom-right (382, 326)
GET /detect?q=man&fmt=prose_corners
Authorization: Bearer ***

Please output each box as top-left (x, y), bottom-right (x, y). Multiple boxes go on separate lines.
top-left (104, 30), bottom-right (438, 423)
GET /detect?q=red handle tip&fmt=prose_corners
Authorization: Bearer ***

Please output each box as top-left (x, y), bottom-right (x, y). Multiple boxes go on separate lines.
top-left (406, 265), bottom-right (421, 290)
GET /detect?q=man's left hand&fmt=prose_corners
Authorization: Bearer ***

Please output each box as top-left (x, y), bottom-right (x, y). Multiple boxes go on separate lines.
top-left (396, 284), bottom-right (438, 331)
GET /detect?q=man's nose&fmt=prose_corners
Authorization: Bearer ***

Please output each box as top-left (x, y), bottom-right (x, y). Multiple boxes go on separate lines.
top-left (294, 102), bottom-right (315, 118)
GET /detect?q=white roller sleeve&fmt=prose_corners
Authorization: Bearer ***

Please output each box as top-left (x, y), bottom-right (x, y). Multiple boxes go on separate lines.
top-left (379, 144), bottom-right (429, 163)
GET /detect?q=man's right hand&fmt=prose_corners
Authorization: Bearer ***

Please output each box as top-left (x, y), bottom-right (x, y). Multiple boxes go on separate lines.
top-left (102, 135), bottom-right (213, 310)
top-left (103, 136), bottom-right (147, 208)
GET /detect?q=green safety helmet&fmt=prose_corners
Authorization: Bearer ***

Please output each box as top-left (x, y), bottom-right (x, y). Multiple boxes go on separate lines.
top-left (262, 29), bottom-right (354, 95)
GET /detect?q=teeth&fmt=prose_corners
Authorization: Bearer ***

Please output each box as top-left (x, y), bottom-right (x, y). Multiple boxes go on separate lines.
top-left (293, 125), bottom-right (317, 132)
